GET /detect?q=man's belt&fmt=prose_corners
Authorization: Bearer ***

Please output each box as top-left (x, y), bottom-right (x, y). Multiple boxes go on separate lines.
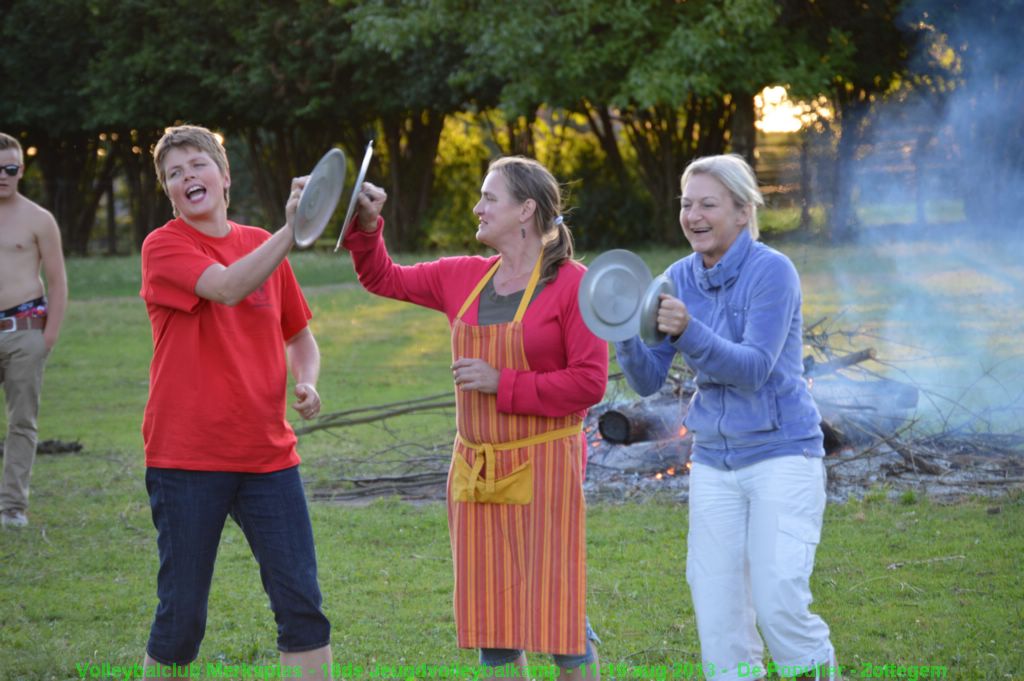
top-left (0, 316), bottom-right (47, 333)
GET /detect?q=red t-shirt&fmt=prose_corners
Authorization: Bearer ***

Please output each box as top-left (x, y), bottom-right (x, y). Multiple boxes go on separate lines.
top-left (140, 218), bottom-right (311, 472)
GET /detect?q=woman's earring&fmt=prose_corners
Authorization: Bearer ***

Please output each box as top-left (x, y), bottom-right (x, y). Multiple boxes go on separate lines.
top-left (521, 226), bottom-right (526, 239)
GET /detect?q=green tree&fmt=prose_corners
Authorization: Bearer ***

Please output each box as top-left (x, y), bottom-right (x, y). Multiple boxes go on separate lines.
top-left (84, 0), bottom-right (244, 248)
top-left (612, 0), bottom-right (786, 240)
top-left (224, 0), bottom-right (369, 231)
top-left (779, 0), bottom-right (921, 242)
top-left (86, 0), bottom-right (370, 240)
top-left (0, 0), bottom-right (113, 254)
top-left (447, 0), bottom-right (792, 242)
top-left (339, 0), bottom-right (488, 251)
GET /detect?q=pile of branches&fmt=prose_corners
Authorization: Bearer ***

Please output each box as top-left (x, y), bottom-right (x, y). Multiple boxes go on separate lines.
top-left (825, 423), bottom-right (1024, 499)
top-left (800, 317), bottom-right (1024, 498)
top-left (302, 393), bottom-right (455, 504)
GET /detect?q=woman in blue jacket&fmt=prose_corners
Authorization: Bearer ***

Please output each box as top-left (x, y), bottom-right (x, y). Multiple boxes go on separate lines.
top-left (615, 154), bottom-right (838, 681)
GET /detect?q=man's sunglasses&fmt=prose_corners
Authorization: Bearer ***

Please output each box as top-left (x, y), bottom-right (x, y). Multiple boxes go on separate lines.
top-left (1, 164), bottom-right (20, 177)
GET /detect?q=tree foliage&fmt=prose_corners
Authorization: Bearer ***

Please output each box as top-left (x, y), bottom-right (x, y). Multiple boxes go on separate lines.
top-left (777, 0), bottom-right (922, 242)
top-left (3, 0), bottom-right (999, 252)
top-left (0, 0), bottom-right (111, 253)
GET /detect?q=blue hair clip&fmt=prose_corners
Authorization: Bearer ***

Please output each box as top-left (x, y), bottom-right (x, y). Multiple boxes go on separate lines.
top-left (554, 215), bottom-right (564, 226)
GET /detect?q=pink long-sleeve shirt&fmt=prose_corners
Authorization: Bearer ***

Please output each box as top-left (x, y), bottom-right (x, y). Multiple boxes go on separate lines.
top-left (344, 221), bottom-right (608, 419)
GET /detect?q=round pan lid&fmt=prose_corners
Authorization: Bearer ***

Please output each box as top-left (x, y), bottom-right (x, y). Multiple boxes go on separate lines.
top-left (639, 274), bottom-right (677, 347)
top-left (334, 140), bottom-right (374, 252)
top-left (578, 249), bottom-right (653, 342)
top-left (294, 148), bottom-right (346, 249)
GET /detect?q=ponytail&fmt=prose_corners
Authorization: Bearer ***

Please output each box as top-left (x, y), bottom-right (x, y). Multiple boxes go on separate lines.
top-left (539, 215), bottom-right (574, 284)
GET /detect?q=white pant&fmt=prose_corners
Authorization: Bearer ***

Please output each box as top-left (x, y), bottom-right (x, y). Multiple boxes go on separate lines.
top-left (686, 455), bottom-right (835, 681)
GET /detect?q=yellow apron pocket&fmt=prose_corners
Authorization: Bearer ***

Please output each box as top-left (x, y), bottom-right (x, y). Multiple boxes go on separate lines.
top-left (451, 454), bottom-right (533, 505)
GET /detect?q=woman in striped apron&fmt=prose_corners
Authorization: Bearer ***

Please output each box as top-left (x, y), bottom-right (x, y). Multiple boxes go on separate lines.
top-left (342, 157), bottom-right (608, 679)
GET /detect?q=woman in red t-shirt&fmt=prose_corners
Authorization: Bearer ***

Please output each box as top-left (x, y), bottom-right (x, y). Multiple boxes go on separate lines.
top-left (139, 125), bottom-right (331, 680)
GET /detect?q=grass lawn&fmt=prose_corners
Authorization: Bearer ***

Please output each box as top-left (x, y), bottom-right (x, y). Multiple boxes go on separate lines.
top-left (2, 230), bottom-right (1022, 680)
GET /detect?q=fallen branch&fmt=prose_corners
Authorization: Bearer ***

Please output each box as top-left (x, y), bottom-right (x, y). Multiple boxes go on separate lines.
top-left (312, 471), bottom-right (449, 503)
top-left (339, 471), bottom-right (448, 486)
top-left (296, 392), bottom-right (455, 435)
top-left (840, 419), bottom-right (948, 476)
top-left (804, 348), bottom-right (877, 377)
top-left (928, 477), bottom-right (1024, 486)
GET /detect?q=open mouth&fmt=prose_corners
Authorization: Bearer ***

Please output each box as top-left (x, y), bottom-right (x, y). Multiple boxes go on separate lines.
top-left (185, 184), bottom-right (207, 202)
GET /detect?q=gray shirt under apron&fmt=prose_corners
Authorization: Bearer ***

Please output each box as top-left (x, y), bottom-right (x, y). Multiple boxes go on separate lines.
top-left (476, 278), bottom-right (545, 326)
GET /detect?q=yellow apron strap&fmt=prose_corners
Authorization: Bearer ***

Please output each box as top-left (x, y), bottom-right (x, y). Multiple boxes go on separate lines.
top-left (468, 451), bottom-right (486, 494)
top-left (483, 443), bottom-right (495, 494)
top-left (512, 255), bottom-right (544, 323)
top-left (459, 422), bottom-right (582, 496)
top-left (456, 260), bottom-right (502, 320)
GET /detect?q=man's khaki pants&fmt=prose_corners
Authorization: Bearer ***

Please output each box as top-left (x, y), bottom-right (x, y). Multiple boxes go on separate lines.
top-left (1, 329), bottom-right (48, 513)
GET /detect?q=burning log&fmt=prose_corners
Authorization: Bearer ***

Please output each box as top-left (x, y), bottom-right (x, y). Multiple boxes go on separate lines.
top-left (588, 437), bottom-right (691, 476)
top-left (820, 419), bottom-right (848, 454)
top-left (587, 388), bottom-right (693, 477)
top-left (598, 405), bottom-right (681, 444)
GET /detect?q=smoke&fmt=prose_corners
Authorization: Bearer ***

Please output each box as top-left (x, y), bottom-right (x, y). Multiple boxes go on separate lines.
top-left (825, 0), bottom-right (1024, 432)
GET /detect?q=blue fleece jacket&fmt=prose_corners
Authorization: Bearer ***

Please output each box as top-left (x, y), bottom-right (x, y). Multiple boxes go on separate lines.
top-left (614, 230), bottom-right (823, 470)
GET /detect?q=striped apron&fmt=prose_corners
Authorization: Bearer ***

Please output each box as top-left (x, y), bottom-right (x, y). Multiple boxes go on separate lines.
top-left (447, 256), bottom-right (588, 655)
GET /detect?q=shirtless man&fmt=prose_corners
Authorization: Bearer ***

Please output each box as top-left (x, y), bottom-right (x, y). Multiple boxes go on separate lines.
top-left (0, 131), bottom-right (67, 528)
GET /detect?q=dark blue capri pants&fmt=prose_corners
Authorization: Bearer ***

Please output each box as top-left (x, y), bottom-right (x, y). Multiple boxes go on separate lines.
top-left (145, 465), bottom-right (331, 665)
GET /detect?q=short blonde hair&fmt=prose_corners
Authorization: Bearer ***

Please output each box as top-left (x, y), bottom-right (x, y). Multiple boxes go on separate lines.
top-left (153, 125), bottom-right (230, 212)
top-left (681, 154), bottom-right (764, 240)
top-left (0, 132), bottom-right (24, 164)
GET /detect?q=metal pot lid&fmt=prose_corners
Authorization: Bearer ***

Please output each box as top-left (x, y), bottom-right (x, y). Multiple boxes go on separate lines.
top-left (335, 139), bottom-right (374, 252)
top-left (639, 274), bottom-right (677, 346)
top-left (578, 249), bottom-right (653, 342)
top-left (294, 148), bottom-right (346, 249)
